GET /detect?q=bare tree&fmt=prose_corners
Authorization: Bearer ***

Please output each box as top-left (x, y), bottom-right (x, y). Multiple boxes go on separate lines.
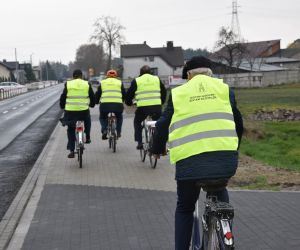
top-left (74, 43), bottom-right (106, 76)
top-left (91, 16), bottom-right (125, 71)
top-left (214, 27), bottom-right (246, 73)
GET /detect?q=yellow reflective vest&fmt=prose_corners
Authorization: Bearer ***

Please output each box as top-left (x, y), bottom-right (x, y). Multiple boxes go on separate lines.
top-left (100, 78), bottom-right (122, 103)
top-left (168, 74), bottom-right (238, 164)
top-left (135, 74), bottom-right (161, 107)
top-left (65, 79), bottom-right (90, 111)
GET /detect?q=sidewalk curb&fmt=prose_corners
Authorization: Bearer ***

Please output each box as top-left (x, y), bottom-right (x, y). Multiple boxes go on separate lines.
top-left (0, 123), bottom-right (60, 250)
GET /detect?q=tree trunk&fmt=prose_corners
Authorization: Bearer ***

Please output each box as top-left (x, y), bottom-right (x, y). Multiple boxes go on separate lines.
top-left (107, 45), bottom-right (112, 71)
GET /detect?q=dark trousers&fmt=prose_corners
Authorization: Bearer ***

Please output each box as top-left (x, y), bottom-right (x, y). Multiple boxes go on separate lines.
top-left (67, 114), bottom-right (91, 152)
top-left (134, 110), bottom-right (161, 142)
top-left (175, 180), bottom-right (229, 250)
top-left (100, 111), bottom-right (123, 134)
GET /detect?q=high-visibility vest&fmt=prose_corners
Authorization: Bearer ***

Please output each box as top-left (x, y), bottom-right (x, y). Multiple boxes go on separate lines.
top-left (168, 74), bottom-right (238, 164)
top-left (135, 74), bottom-right (161, 107)
top-left (100, 78), bottom-right (122, 103)
top-left (65, 79), bottom-right (90, 111)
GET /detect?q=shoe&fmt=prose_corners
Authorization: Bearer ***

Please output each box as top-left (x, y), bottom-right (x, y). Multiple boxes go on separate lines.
top-left (117, 133), bottom-right (121, 139)
top-left (85, 138), bottom-right (91, 144)
top-left (68, 151), bottom-right (75, 158)
top-left (102, 133), bottom-right (108, 140)
top-left (136, 142), bottom-right (143, 150)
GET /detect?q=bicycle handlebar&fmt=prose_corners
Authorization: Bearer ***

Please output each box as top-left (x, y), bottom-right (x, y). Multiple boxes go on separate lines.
top-left (145, 121), bottom-right (157, 127)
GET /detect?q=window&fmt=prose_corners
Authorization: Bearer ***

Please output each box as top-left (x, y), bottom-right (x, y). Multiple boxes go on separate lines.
top-left (150, 68), bottom-right (158, 75)
top-left (149, 56), bottom-right (154, 62)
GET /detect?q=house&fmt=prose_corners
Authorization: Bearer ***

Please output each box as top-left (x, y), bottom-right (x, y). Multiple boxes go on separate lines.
top-left (0, 61), bottom-right (13, 81)
top-left (120, 41), bottom-right (184, 80)
top-left (1, 60), bottom-right (26, 83)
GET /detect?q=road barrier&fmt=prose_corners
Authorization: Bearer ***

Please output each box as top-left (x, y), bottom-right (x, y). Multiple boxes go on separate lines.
top-left (0, 87), bottom-right (28, 100)
top-left (0, 81), bottom-right (58, 100)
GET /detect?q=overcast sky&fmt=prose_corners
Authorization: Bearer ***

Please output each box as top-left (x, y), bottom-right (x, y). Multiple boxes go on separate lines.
top-left (0, 0), bottom-right (299, 65)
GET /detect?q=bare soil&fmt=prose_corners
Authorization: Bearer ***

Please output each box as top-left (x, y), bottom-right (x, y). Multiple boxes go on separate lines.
top-left (229, 155), bottom-right (300, 191)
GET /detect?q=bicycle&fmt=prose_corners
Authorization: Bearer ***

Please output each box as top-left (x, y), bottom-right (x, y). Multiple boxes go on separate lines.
top-left (75, 121), bottom-right (85, 168)
top-left (191, 179), bottom-right (234, 250)
top-left (139, 118), bottom-right (157, 168)
top-left (107, 112), bottom-right (117, 153)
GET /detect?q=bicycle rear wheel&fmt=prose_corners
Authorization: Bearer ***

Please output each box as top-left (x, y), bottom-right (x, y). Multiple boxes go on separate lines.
top-left (207, 217), bottom-right (221, 250)
top-left (148, 131), bottom-right (157, 168)
top-left (78, 145), bottom-right (83, 168)
top-left (112, 133), bottom-right (117, 153)
top-left (140, 122), bottom-right (147, 162)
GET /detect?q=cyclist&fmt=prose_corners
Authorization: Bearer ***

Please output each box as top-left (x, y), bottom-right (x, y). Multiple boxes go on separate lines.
top-left (125, 65), bottom-right (166, 149)
top-left (151, 56), bottom-right (243, 250)
top-left (95, 69), bottom-right (126, 139)
top-left (60, 69), bottom-right (95, 158)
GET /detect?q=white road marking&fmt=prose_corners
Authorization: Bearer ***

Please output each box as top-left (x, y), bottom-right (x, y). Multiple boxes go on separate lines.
top-left (20, 104), bottom-right (24, 107)
top-left (3, 111), bottom-right (8, 114)
top-left (12, 107), bottom-right (17, 110)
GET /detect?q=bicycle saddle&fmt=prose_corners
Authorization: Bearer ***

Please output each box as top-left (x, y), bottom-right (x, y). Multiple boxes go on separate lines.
top-left (195, 179), bottom-right (229, 192)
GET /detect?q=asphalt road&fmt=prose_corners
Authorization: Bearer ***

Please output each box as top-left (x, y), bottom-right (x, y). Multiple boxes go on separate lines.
top-left (0, 101), bottom-right (62, 220)
top-left (0, 84), bottom-right (63, 151)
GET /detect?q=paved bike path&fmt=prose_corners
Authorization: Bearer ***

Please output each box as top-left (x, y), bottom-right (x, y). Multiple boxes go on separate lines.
top-left (4, 108), bottom-right (300, 250)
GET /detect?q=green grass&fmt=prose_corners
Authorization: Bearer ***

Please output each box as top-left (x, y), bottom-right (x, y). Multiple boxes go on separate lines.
top-left (234, 83), bottom-right (300, 116)
top-left (240, 121), bottom-right (300, 171)
top-left (239, 175), bottom-right (281, 191)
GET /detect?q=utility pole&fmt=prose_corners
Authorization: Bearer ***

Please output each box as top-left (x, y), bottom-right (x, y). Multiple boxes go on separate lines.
top-left (231, 0), bottom-right (242, 42)
top-left (30, 53), bottom-right (34, 66)
top-left (15, 48), bottom-right (19, 83)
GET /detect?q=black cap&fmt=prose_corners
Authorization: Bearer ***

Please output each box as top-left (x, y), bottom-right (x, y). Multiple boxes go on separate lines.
top-left (73, 69), bottom-right (83, 78)
top-left (182, 56), bottom-right (212, 79)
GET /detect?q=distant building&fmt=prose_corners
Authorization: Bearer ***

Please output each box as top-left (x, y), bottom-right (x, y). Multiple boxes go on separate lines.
top-left (120, 41), bottom-right (184, 79)
top-left (1, 60), bottom-right (26, 83)
top-left (0, 61), bottom-right (13, 80)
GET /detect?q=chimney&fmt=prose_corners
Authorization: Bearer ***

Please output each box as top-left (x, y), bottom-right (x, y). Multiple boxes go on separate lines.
top-left (167, 41), bottom-right (174, 50)
top-left (3, 59), bottom-right (6, 62)
top-left (143, 41), bottom-right (147, 45)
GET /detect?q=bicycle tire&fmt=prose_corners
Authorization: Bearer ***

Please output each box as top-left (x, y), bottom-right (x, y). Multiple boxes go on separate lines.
top-left (207, 217), bottom-right (221, 250)
top-left (140, 122), bottom-right (147, 162)
top-left (148, 132), bottom-right (157, 168)
top-left (112, 134), bottom-right (116, 153)
top-left (79, 145), bottom-right (83, 168)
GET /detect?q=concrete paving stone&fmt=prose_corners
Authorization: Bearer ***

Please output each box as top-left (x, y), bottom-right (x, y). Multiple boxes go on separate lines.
top-left (3, 108), bottom-right (300, 250)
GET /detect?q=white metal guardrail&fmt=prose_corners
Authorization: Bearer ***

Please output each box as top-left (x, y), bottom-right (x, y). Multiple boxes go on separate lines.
top-left (0, 81), bottom-right (59, 100)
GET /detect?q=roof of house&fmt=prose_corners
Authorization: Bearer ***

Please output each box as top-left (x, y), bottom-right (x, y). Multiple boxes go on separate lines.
top-left (261, 57), bottom-right (300, 63)
top-left (1, 61), bottom-right (18, 70)
top-left (0, 61), bottom-right (15, 70)
top-left (212, 59), bottom-right (287, 72)
top-left (213, 39), bottom-right (281, 59)
top-left (121, 42), bottom-right (184, 67)
top-left (274, 48), bottom-right (300, 58)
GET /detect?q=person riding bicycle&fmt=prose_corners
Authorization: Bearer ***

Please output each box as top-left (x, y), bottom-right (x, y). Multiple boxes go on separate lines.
top-left (151, 56), bottom-right (243, 250)
top-left (125, 65), bottom-right (166, 149)
top-left (95, 69), bottom-right (126, 139)
top-left (60, 69), bottom-right (95, 158)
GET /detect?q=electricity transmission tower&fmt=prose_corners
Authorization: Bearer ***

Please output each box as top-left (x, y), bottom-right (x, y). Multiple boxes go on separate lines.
top-left (231, 0), bottom-right (242, 42)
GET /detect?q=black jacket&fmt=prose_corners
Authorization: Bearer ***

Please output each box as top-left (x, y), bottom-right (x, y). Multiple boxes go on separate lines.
top-left (152, 87), bottom-right (244, 181)
top-left (94, 80), bottom-right (126, 113)
top-left (125, 76), bottom-right (167, 113)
